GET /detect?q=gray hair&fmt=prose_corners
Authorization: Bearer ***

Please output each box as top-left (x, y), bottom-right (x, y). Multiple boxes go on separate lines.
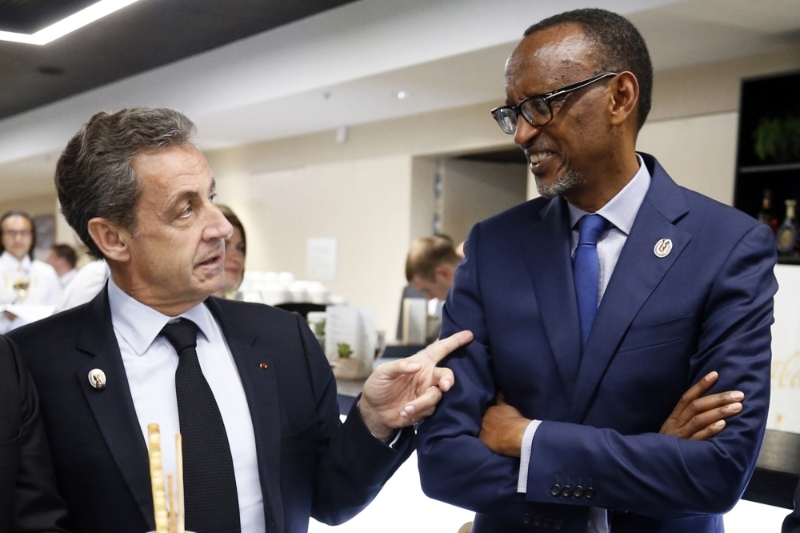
top-left (55, 108), bottom-right (197, 259)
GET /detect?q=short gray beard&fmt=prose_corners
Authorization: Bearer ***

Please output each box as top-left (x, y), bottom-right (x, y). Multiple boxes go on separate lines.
top-left (536, 169), bottom-right (586, 199)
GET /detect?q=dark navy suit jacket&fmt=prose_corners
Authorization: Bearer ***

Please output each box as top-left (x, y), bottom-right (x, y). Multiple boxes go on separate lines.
top-left (785, 481), bottom-right (800, 533)
top-left (417, 154), bottom-right (776, 533)
top-left (9, 289), bottom-right (412, 533)
top-left (0, 336), bottom-right (69, 533)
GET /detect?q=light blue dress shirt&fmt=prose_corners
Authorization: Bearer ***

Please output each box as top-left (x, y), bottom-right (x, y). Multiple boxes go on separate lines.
top-left (517, 155), bottom-right (652, 533)
top-left (108, 278), bottom-right (265, 532)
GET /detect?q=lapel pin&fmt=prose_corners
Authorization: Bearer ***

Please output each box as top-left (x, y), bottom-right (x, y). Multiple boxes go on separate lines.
top-left (653, 238), bottom-right (673, 258)
top-left (88, 368), bottom-right (107, 390)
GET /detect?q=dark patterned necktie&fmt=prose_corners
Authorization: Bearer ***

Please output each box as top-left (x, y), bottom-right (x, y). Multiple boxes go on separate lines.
top-left (161, 318), bottom-right (241, 533)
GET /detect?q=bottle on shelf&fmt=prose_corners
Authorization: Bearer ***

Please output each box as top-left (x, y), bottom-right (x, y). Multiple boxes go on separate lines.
top-left (776, 199), bottom-right (799, 257)
top-left (756, 189), bottom-right (778, 232)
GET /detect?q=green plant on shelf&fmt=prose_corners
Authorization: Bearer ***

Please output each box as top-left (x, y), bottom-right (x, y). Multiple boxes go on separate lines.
top-left (753, 116), bottom-right (800, 163)
top-left (337, 342), bottom-right (353, 359)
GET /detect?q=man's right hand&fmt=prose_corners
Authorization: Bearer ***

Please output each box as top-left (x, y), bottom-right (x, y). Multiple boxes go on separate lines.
top-left (660, 371), bottom-right (744, 441)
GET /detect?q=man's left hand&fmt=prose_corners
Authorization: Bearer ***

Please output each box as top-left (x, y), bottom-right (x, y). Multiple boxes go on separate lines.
top-left (479, 394), bottom-right (530, 457)
top-left (359, 330), bottom-right (473, 440)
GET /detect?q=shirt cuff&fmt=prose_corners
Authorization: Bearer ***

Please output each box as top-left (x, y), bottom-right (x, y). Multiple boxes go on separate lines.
top-left (517, 419), bottom-right (542, 493)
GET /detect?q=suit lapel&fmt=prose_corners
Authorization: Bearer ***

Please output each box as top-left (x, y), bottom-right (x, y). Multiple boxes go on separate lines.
top-left (207, 298), bottom-right (284, 530)
top-left (521, 197), bottom-right (583, 400)
top-left (76, 286), bottom-right (154, 529)
top-left (570, 156), bottom-right (692, 421)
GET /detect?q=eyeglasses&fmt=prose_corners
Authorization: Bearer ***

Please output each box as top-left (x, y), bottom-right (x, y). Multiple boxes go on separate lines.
top-left (491, 72), bottom-right (618, 134)
top-left (2, 230), bottom-right (33, 238)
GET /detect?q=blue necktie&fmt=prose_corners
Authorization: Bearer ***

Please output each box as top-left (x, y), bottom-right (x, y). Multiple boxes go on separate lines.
top-left (573, 214), bottom-right (609, 349)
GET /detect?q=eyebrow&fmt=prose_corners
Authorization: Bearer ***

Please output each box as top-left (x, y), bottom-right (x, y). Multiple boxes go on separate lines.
top-left (166, 179), bottom-right (217, 214)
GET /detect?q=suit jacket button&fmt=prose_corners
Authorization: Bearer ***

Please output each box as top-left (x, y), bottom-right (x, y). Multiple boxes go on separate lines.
top-left (561, 485), bottom-right (572, 498)
top-left (554, 519), bottom-right (564, 530)
top-left (523, 513), bottom-right (532, 524)
top-left (550, 483), bottom-right (561, 496)
top-left (573, 485), bottom-right (584, 498)
top-left (544, 518), bottom-right (553, 528)
top-left (533, 515), bottom-right (542, 527)
top-left (585, 487), bottom-right (595, 500)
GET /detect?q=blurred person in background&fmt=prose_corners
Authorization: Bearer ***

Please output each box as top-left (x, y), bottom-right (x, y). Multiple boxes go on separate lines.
top-left (0, 211), bottom-right (61, 334)
top-left (405, 235), bottom-right (462, 303)
top-left (46, 243), bottom-right (78, 289)
top-left (213, 204), bottom-right (246, 300)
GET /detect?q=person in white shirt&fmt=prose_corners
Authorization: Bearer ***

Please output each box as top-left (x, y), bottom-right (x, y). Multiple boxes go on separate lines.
top-left (0, 211), bottom-right (61, 334)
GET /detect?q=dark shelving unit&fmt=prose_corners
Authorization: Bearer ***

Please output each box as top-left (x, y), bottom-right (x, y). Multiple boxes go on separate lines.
top-left (733, 69), bottom-right (800, 265)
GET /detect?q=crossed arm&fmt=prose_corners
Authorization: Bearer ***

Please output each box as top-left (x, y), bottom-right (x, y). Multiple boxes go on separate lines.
top-left (480, 370), bottom-right (746, 457)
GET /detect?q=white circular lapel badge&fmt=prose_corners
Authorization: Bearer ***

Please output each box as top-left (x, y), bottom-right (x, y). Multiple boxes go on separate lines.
top-left (88, 368), bottom-right (107, 390)
top-left (653, 238), bottom-right (673, 258)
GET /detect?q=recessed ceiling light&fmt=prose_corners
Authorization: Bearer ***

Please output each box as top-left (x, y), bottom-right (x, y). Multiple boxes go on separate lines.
top-left (396, 91), bottom-right (408, 100)
top-left (0, 0), bottom-right (144, 46)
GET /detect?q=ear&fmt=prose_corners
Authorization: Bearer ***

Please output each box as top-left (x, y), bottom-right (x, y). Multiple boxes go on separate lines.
top-left (435, 264), bottom-right (455, 282)
top-left (87, 217), bottom-right (131, 262)
top-left (608, 71), bottom-right (639, 127)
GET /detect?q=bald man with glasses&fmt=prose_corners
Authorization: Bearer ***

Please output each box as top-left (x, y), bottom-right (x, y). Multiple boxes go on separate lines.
top-left (417, 8), bottom-right (775, 533)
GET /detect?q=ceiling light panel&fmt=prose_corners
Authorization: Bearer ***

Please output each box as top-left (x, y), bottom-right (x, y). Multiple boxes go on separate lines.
top-left (0, 0), bottom-right (143, 45)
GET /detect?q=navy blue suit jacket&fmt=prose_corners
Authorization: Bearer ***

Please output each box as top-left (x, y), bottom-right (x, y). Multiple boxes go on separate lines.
top-left (0, 336), bottom-right (69, 533)
top-left (785, 481), bottom-right (800, 533)
top-left (417, 154), bottom-right (776, 533)
top-left (9, 288), bottom-right (412, 533)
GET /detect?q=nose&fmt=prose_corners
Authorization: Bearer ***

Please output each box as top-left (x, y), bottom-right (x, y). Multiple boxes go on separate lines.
top-left (205, 204), bottom-right (234, 242)
top-left (513, 117), bottom-right (541, 148)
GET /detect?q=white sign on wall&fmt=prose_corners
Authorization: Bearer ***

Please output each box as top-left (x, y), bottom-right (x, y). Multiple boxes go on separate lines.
top-left (307, 237), bottom-right (338, 281)
top-left (767, 264), bottom-right (800, 434)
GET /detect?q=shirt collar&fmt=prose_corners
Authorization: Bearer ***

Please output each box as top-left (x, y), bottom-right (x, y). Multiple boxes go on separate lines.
top-left (567, 153), bottom-right (651, 234)
top-left (107, 276), bottom-right (216, 356)
top-left (0, 251), bottom-right (31, 270)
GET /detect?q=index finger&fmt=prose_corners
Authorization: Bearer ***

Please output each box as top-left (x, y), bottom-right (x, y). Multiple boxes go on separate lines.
top-left (676, 371), bottom-right (719, 410)
top-left (423, 330), bottom-right (474, 364)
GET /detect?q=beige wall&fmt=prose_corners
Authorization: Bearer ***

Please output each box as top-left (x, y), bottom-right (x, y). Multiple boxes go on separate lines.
top-left (0, 194), bottom-right (57, 219)
top-left (214, 155), bottom-right (413, 333)
top-left (441, 159), bottom-right (528, 244)
top-left (637, 112), bottom-right (739, 205)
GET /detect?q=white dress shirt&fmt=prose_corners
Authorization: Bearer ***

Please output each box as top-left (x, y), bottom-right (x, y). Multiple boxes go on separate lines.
top-left (0, 251), bottom-right (61, 333)
top-left (108, 278), bottom-right (265, 532)
top-left (59, 259), bottom-right (109, 311)
top-left (58, 268), bottom-right (77, 289)
top-left (517, 155), bottom-right (652, 533)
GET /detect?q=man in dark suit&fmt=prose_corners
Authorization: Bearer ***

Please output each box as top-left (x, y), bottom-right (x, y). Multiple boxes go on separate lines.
top-left (417, 8), bottom-right (775, 533)
top-left (0, 335), bottom-right (69, 532)
top-left (786, 481), bottom-right (800, 533)
top-left (8, 108), bottom-right (471, 533)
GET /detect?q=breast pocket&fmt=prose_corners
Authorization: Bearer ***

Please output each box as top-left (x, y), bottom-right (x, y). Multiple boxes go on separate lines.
top-left (618, 314), bottom-right (697, 353)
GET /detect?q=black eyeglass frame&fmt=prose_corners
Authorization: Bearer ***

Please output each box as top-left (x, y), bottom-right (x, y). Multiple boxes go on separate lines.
top-left (491, 72), bottom-right (618, 134)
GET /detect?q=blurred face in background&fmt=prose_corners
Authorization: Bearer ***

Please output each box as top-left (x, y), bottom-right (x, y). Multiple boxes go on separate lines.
top-left (1, 215), bottom-right (34, 261)
top-left (222, 226), bottom-right (246, 293)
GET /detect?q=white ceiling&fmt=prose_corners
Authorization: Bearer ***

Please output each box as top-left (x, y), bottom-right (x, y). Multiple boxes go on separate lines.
top-left (2, 0), bottom-right (800, 199)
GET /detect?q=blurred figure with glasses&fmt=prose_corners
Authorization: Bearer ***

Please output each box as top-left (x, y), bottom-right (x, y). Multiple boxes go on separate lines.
top-left (0, 211), bottom-right (61, 333)
top-left (417, 8), bottom-right (775, 533)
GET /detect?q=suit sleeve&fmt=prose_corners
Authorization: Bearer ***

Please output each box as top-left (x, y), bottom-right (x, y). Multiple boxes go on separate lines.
top-left (784, 480), bottom-right (800, 533)
top-left (291, 314), bottom-right (414, 525)
top-left (417, 224), bottom-right (536, 523)
top-left (3, 336), bottom-right (71, 533)
top-left (524, 222), bottom-right (776, 516)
